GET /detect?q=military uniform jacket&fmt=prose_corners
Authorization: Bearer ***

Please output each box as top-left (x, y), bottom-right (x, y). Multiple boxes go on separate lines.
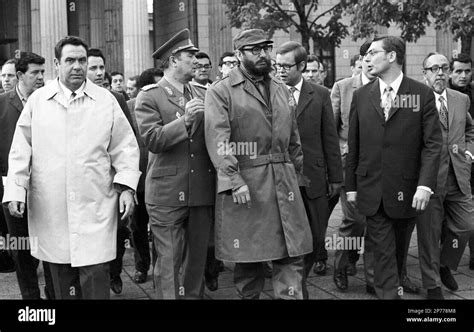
top-left (135, 78), bottom-right (215, 207)
top-left (204, 68), bottom-right (312, 262)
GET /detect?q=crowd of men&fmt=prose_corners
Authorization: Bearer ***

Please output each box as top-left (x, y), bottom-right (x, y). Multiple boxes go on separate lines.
top-left (0, 27), bottom-right (472, 300)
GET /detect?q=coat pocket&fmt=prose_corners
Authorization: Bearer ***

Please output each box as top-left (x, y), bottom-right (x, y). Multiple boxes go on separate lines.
top-left (151, 166), bottom-right (177, 178)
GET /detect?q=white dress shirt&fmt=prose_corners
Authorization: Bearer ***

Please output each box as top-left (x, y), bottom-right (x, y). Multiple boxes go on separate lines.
top-left (287, 78), bottom-right (304, 104)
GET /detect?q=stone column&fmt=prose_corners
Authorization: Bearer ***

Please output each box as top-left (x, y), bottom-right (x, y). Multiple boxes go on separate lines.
top-left (31, 0), bottom-right (68, 81)
top-left (89, 0), bottom-right (105, 50)
top-left (18, 0), bottom-right (32, 52)
top-left (104, 0), bottom-right (124, 74)
top-left (122, 0), bottom-right (152, 79)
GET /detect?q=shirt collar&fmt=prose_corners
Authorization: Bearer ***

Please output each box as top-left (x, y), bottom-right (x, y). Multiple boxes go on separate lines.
top-left (361, 73), bottom-right (371, 85)
top-left (15, 85), bottom-right (28, 105)
top-left (379, 72), bottom-right (404, 96)
top-left (434, 89), bottom-right (448, 103)
top-left (288, 78), bottom-right (303, 91)
top-left (46, 78), bottom-right (97, 101)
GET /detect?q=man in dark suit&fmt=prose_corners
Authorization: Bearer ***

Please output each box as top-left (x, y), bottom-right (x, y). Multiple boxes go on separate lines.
top-left (0, 51), bottom-right (55, 299)
top-left (416, 52), bottom-right (474, 299)
top-left (276, 41), bottom-right (343, 281)
top-left (346, 35), bottom-right (442, 299)
top-left (135, 29), bottom-right (215, 299)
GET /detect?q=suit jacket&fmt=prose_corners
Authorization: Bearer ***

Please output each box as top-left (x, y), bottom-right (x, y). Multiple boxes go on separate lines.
top-left (135, 78), bottom-right (215, 207)
top-left (0, 90), bottom-right (23, 176)
top-left (435, 88), bottom-right (474, 196)
top-left (297, 80), bottom-right (343, 199)
top-left (111, 90), bottom-right (135, 134)
top-left (346, 75), bottom-right (442, 219)
top-left (331, 74), bottom-right (363, 153)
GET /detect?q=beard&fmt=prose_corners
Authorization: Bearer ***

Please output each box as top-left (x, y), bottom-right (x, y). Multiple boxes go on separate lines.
top-left (242, 56), bottom-right (272, 77)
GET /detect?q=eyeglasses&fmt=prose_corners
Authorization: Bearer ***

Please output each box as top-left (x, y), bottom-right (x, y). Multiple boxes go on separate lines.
top-left (424, 65), bottom-right (450, 74)
top-left (241, 44), bottom-right (273, 56)
top-left (275, 61), bottom-right (301, 71)
top-left (365, 49), bottom-right (386, 57)
top-left (222, 61), bottom-right (238, 67)
top-left (196, 64), bottom-right (212, 70)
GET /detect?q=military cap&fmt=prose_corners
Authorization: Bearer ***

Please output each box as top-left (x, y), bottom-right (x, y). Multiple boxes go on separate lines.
top-left (233, 29), bottom-right (273, 50)
top-left (152, 28), bottom-right (199, 60)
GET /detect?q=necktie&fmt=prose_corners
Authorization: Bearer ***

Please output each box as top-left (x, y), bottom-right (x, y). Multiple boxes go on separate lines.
top-left (289, 86), bottom-right (298, 105)
top-left (438, 95), bottom-right (448, 129)
top-left (183, 85), bottom-right (192, 101)
top-left (383, 86), bottom-right (393, 121)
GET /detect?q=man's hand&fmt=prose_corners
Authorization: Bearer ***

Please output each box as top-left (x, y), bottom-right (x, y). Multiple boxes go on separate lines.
top-left (184, 98), bottom-right (204, 128)
top-left (8, 201), bottom-right (25, 218)
top-left (327, 183), bottom-right (342, 199)
top-left (466, 152), bottom-right (473, 163)
top-left (346, 192), bottom-right (357, 208)
top-left (412, 188), bottom-right (431, 212)
top-left (119, 190), bottom-right (135, 221)
top-left (232, 185), bottom-right (251, 208)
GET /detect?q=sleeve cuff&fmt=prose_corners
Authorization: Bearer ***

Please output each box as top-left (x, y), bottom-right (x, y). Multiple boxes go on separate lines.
top-left (113, 170), bottom-right (142, 192)
top-left (2, 181), bottom-right (26, 204)
top-left (417, 186), bottom-right (433, 195)
top-left (216, 170), bottom-right (246, 194)
top-left (466, 151), bottom-right (473, 160)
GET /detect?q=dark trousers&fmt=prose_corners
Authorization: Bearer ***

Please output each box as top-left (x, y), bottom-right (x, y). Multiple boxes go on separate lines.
top-left (367, 203), bottom-right (415, 299)
top-left (48, 261), bottom-right (110, 299)
top-left (147, 205), bottom-right (212, 299)
top-left (416, 171), bottom-right (474, 289)
top-left (2, 204), bottom-right (55, 299)
top-left (234, 256), bottom-right (305, 299)
top-left (300, 188), bottom-right (329, 273)
top-left (205, 219), bottom-right (221, 281)
top-left (110, 223), bottom-right (129, 279)
top-left (130, 191), bottom-right (150, 273)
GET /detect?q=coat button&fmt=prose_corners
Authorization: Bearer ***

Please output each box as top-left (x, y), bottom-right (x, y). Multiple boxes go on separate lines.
top-left (190, 139), bottom-right (194, 143)
top-left (190, 154), bottom-right (194, 158)
top-left (191, 169), bottom-right (194, 173)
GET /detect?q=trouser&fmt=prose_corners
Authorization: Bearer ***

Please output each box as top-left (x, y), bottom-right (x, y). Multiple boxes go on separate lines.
top-left (3, 204), bottom-right (55, 299)
top-left (416, 171), bottom-right (474, 289)
top-left (367, 203), bottom-right (415, 299)
top-left (334, 186), bottom-right (374, 287)
top-left (300, 188), bottom-right (329, 274)
top-left (48, 261), bottom-right (110, 299)
top-left (147, 204), bottom-right (213, 299)
top-left (130, 191), bottom-right (150, 273)
top-left (234, 256), bottom-right (305, 299)
top-left (110, 222), bottom-right (130, 279)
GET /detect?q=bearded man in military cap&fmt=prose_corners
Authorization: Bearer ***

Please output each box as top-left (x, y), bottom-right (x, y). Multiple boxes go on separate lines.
top-left (135, 29), bottom-right (216, 299)
top-left (204, 28), bottom-right (313, 299)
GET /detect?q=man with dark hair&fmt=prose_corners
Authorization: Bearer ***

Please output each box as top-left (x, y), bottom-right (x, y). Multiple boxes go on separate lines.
top-left (276, 41), bottom-right (342, 287)
top-left (127, 75), bottom-right (140, 99)
top-left (192, 52), bottom-right (212, 88)
top-left (303, 55), bottom-right (320, 84)
top-left (350, 54), bottom-right (362, 78)
top-left (111, 71), bottom-right (129, 101)
top-left (346, 35), bottom-right (442, 299)
top-left (3, 36), bottom-right (140, 299)
top-left (0, 51), bottom-right (55, 298)
top-left (1, 59), bottom-right (18, 93)
top-left (218, 51), bottom-right (238, 78)
top-left (136, 68), bottom-right (163, 90)
top-left (205, 29), bottom-right (312, 299)
top-left (135, 29), bottom-right (215, 299)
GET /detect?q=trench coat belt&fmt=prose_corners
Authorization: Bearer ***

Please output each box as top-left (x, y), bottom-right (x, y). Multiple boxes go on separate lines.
top-left (239, 152), bottom-right (290, 170)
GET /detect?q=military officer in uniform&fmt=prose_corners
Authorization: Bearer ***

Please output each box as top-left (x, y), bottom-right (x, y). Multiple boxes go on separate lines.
top-left (135, 29), bottom-right (216, 299)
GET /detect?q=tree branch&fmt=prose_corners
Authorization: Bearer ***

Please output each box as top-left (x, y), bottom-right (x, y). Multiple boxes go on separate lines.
top-left (266, 0), bottom-right (301, 29)
top-left (308, 2), bottom-right (341, 31)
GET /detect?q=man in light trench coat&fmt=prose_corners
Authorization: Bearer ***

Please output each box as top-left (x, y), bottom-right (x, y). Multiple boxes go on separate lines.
top-left (205, 29), bottom-right (313, 299)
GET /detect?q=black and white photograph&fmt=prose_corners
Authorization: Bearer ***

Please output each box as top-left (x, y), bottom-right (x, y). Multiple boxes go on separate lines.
top-left (0, 0), bottom-right (473, 328)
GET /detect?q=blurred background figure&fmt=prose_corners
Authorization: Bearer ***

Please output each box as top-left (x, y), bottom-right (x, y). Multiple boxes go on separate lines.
top-left (1, 59), bottom-right (18, 93)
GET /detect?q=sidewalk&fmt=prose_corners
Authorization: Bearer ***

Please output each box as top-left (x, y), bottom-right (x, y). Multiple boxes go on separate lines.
top-left (1, 203), bottom-right (473, 300)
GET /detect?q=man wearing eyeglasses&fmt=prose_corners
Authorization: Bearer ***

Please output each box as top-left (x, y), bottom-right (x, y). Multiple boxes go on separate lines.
top-left (218, 52), bottom-right (239, 79)
top-left (346, 36), bottom-right (442, 299)
top-left (415, 52), bottom-right (474, 299)
top-left (204, 29), bottom-right (312, 299)
top-left (192, 52), bottom-right (213, 88)
top-left (275, 41), bottom-right (342, 288)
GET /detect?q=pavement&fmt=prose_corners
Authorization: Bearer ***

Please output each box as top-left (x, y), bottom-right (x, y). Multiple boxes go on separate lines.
top-left (1, 202), bottom-right (473, 300)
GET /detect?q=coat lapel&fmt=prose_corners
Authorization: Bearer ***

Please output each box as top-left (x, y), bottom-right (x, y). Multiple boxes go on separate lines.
top-left (446, 89), bottom-right (457, 130)
top-left (296, 80), bottom-right (313, 119)
top-left (8, 91), bottom-right (23, 113)
top-left (243, 79), bottom-right (267, 108)
top-left (387, 76), bottom-right (410, 122)
top-left (369, 80), bottom-right (384, 121)
top-left (159, 79), bottom-right (186, 116)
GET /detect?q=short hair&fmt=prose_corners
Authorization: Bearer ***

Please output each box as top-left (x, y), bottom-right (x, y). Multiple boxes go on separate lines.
top-left (372, 35), bottom-right (405, 66)
top-left (128, 75), bottom-right (139, 82)
top-left (16, 52), bottom-right (45, 74)
top-left (2, 58), bottom-right (17, 70)
top-left (54, 36), bottom-right (89, 60)
top-left (111, 71), bottom-right (124, 78)
top-left (450, 53), bottom-right (472, 70)
top-left (219, 52), bottom-right (236, 66)
top-left (350, 54), bottom-right (361, 67)
top-left (306, 54), bottom-right (320, 66)
top-left (87, 48), bottom-right (106, 64)
top-left (422, 52), bottom-right (444, 69)
top-left (195, 52), bottom-right (211, 65)
top-left (104, 72), bottom-right (112, 84)
top-left (276, 41), bottom-right (308, 67)
top-left (137, 68), bottom-right (163, 90)
top-left (162, 51), bottom-right (183, 70)
top-left (360, 40), bottom-right (372, 57)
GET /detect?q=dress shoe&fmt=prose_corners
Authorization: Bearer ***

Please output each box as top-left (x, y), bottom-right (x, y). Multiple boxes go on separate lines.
top-left (401, 274), bottom-right (420, 294)
top-left (313, 260), bottom-right (327, 276)
top-left (346, 262), bottom-right (357, 276)
top-left (133, 270), bottom-right (147, 284)
top-left (440, 266), bottom-right (458, 291)
top-left (333, 269), bottom-right (348, 290)
top-left (0, 251), bottom-right (15, 273)
top-left (427, 287), bottom-right (444, 300)
top-left (366, 284), bottom-right (376, 295)
top-left (110, 276), bottom-right (123, 294)
top-left (205, 277), bottom-right (218, 291)
top-left (469, 258), bottom-right (474, 271)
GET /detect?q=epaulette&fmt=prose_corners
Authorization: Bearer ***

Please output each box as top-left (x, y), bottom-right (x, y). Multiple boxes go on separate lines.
top-left (141, 83), bottom-right (159, 92)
